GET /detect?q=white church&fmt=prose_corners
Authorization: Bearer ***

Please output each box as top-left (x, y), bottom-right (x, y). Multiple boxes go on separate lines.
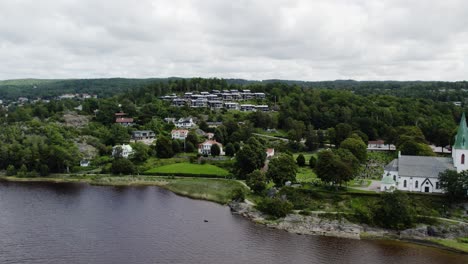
top-left (381, 113), bottom-right (468, 193)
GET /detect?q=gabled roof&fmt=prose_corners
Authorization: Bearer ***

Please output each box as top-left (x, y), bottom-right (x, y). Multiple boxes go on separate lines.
top-left (398, 155), bottom-right (454, 178)
top-left (384, 158), bottom-right (398, 171)
top-left (453, 113), bottom-right (468, 150)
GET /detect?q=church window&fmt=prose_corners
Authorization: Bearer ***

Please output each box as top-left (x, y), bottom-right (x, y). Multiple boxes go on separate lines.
top-left (403, 180), bottom-right (407, 188)
top-left (415, 181), bottom-right (418, 188)
top-left (462, 154), bottom-right (465, 165)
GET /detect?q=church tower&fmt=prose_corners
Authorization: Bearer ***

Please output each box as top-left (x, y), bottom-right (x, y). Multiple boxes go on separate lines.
top-left (452, 113), bottom-right (468, 172)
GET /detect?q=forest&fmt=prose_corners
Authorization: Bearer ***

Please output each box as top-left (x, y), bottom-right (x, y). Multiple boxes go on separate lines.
top-left (1, 77), bottom-right (468, 102)
top-left (0, 77), bottom-right (465, 177)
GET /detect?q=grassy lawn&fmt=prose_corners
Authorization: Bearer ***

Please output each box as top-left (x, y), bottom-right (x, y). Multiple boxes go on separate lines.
top-left (1, 175), bottom-right (246, 204)
top-left (145, 163), bottom-right (229, 177)
top-left (296, 166), bottom-right (317, 183)
top-left (164, 178), bottom-right (247, 204)
top-left (429, 238), bottom-right (468, 253)
top-left (255, 128), bottom-right (289, 138)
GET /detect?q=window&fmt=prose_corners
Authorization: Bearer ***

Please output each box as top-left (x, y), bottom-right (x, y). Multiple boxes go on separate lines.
top-left (415, 181), bottom-right (418, 188)
top-left (403, 180), bottom-right (407, 188)
top-left (462, 154), bottom-right (465, 165)
top-left (436, 182), bottom-right (440, 189)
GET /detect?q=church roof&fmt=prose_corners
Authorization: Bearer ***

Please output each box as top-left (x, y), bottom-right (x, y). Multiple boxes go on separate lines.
top-left (398, 156), bottom-right (454, 178)
top-left (384, 159), bottom-right (398, 172)
top-left (453, 113), bottom-right (468, 150)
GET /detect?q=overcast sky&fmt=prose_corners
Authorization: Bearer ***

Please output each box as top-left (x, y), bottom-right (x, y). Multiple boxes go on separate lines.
top-left (0, 0), bottom-right (467, 81)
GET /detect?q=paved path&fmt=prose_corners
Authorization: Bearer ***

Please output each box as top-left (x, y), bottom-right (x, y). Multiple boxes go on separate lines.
top-left (252, 133), bottom-right (289, 142)
top-left (349, 180), bottom-right (381, 192)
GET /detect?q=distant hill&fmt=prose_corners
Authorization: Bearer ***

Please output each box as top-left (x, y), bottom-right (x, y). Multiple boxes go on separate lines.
top-left (0, 77), bottom-right (467, 102)
top-left (0, 78), bottom-right (169, 100)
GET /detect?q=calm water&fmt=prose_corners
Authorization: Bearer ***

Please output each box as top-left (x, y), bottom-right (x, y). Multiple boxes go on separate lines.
top-left (0, 182), bottom-right (466, 264)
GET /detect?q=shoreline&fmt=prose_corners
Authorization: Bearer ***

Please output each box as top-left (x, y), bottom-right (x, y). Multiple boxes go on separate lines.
top-left (0, 175), bottom-right (243, 205)
top-left (1, 175), bottom-right (467, 254)
top-left (228, 200), bottom-right (468, 254)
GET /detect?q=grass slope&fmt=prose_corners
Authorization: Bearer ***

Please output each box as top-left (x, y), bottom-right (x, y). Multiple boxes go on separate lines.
top-left (0, 175), bottom-right (246, 204)
top-left (145, 163), bottom-right (229, 177)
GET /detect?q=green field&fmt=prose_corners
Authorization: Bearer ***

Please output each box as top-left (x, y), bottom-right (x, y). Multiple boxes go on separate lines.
top-left (296, 167), bottom-right (317, 183)
top-left (145, 163), bottom-right (229, 177)
top-left (164, 178), bottom-right (247, 204)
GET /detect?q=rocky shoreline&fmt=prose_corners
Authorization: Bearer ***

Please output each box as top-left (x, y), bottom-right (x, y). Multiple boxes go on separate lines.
top-left (229, 201), bottom-right (468, 253)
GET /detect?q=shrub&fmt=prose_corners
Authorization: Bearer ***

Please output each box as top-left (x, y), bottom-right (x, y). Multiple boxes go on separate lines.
top-left (231, 188), bottom-right (246, 202)
top-left (111, 158), bottom-right (135, 175)
top-left (372, 191), bottom-right (416, 230)
top-left (296, 154), bottom-right (306, 166)
top-left (256, 198), bottom-right (293, 218)
top-left (309, 156), bottom-right (317, 169)
top-left (246, 170), bottom-right (267, 194)
top-left (6, 165), bottom-right (16, 176)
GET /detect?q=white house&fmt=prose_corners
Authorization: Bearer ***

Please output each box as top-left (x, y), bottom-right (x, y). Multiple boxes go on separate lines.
top-left (112, 144), bottom-right (133, 159)
top-left (171, 129), bottom-right (189, 140)
top-left (80, 160), bottom-right (91, 167)
top-left (174, 118), bottom-right (196, 128)
top-left (381, 113), bottom-right (468, 193)
top-left (240, 104), bottom-right (256, 112)
top-left (224, 102), bottom-right (239, 110)
top-left (266, 148), bottom-right (275, 159)
top-left (198, 140), bottom-right (225, 156)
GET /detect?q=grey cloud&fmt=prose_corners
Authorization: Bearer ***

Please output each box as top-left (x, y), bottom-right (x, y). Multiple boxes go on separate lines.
top-left (0, 0), bottom-right (467, 81)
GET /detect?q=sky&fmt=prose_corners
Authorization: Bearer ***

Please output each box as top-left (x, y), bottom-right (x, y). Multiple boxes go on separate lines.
top-left (0, 0), bottom-right (467, 81)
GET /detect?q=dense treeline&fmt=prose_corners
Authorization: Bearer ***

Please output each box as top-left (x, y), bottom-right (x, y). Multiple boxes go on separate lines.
top-left (2, 78), bottom-right (468, 103)
top-left (0, 78), bottom-right (466, 175)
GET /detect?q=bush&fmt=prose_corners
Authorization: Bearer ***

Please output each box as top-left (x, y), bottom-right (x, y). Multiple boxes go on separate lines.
top-left (309, 156), bottom-right (317, 169)
top-left (296, 154), bottom-right (306, 166)
top-left (372, 191), bottom-right (416, 230)
top-left (231, 188), bottom-right (246, 202)
top-left (111, 158), bottom-right (135, 175)
top-left (6, 165), bottom-right (16, 176)
top-left (256, 198), bottom-right (293, 218)
top-left (246, 170), bottom-right (267, 194)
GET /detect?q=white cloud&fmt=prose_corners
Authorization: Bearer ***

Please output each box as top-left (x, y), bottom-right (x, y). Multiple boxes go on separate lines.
top-left (0, 0), bottom-right (467, 81)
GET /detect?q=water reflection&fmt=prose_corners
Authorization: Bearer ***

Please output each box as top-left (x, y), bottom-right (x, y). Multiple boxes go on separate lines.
top-left (0, 181), bottom-right (465, 264)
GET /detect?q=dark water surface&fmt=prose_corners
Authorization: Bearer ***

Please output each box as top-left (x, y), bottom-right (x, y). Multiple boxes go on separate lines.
top-left (0, 182), bottom-right (466, 264)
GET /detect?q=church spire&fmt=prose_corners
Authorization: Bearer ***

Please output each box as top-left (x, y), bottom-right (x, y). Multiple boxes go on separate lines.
top-left (453, 113), bottom-right (468, 149)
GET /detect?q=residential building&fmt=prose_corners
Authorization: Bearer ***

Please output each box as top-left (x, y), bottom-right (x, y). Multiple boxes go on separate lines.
top-left (266, 148), bottom-right (275, 159)
top-left (198, 140), bottom-right (225, 156)
top-left (112, 144), bottom-right (133, 159)
top-left (254, 92), bottom-right (266, 99)
top-left (224, 102), bottom-right (239, 110)
top-left (132, 130), bottom-right (156, 145)
top-left (208, 100), bottom-right (223, 109)
top-left (175, 118), bottom-right (196, 128)
top-left (191, 99), bottom-right (208, 108)
top-left (115, 117), bottom-right (134, 127)
top-left (171, 129), bottom-right (189, 140)
top-left (255, 105), bottom-right (269, 112)
top-left (172, 98), bottom-right (187, 107)
top-left (240, 104), bottom-right (256, 112)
